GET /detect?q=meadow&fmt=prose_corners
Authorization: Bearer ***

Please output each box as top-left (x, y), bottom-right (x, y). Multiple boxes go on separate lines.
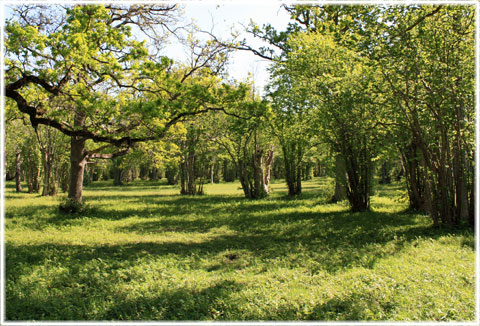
top-left (4, 178), bottom-right (475, 321)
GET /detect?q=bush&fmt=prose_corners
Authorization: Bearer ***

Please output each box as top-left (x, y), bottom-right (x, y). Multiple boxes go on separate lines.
top-left (58, 198), bottom-right (85, 214)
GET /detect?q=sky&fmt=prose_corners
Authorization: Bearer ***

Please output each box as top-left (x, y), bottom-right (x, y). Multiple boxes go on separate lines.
top-left (176, 2), bottom-right (291, 93)
top-left (3, 2), bottom-right (292, 94)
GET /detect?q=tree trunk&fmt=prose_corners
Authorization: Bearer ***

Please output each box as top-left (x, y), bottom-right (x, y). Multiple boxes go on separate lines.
top-left (15, 149), bottom-right (22, 192)
top-left (454, 102), bottom-right (470, 223)
top-left (210, 158), bottom-right (215, 184)
top-left (237, 160), bottom-right (253, 198)
top-left (468, 165), bottom-right (474, 227)
top-left (253, 145), bottom-right (266, 198)
top-left (380, 161), bottom-right (391, 184)
top-left (343, 149), bottom-right (371, 212)
top-left (263, 148), bottom-right (274, 194)
top-left (331, 154), bottom-right (346, 203)
top-left (60, 162), bottom-right (69, 193)
top-left (41, 150), bottom-right (57, 196)
top-left (165, 164), bottom-right (178, 185)
top-left (283, 144), bottom-right (302, 196)
top-left (303, 162), bottom-right (313, 181)
top-left (68, 135), bottom-right (87, 204)
top-left (400, 140), bottom-right (429, 212)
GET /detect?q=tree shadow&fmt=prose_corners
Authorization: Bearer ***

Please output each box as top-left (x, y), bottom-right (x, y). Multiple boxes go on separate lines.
top-left (5, 181), bottom-right (474, 320)
top-left (101, 280), bottom-right (242, 320)
top-left (6, 249), bottom-right (242, 321)
top-left (7, 208), bottom-right (469, 276)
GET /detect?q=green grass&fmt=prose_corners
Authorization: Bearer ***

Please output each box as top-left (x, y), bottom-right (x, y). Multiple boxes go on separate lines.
top-left (4, 178), bottom-right (475, 321)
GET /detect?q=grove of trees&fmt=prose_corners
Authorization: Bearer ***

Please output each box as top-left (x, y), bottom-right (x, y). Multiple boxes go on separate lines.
top-left (5, 4), bottom-right (475, 226)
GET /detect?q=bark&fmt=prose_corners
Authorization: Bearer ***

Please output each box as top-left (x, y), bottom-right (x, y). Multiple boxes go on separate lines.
top-left (343, 147), bottom-right (371, 212)
top-left (263, 148), bottom-right (274, 194)
top-left (330, 154), bottom-right (346, 203)
top-left (41, 149), bottom-right (57, 196)
top-left (468, 166), bottom-right (474, 227)
top-left (253, 146), bottom-right (266, 198)
top-left (237, 160), bottom-right (253, 198)
top-left (283, 144), bottom-right (302, 196)
top-left (68, 135), bottom-right (87, 204)
top-left (24, 149), bottom-right (41, 193)
top-left (400, 141), bottom-right (426, 212)
top-left (15, 149), bottom-right (22, 192)
top-left (180, 142), bottom-right (202, 195)
top-left (454, 102), bottom-right (470, 223)
top-left (419, 152), bottom-right (436, 224)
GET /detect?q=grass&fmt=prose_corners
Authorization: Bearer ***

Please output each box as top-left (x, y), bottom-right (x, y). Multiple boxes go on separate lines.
top-left (4, 177), bottom-right (475, 321)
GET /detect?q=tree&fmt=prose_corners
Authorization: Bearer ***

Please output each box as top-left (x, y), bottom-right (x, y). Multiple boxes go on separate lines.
top-left (207, 94), bottom-right (274, 199)
top-left (281, 32), bottom-right (385, 211)
top-left (5, 4), bottom-right (243, 208)
top-left (377, 5), bottom-right (475, 225)
top-left (266, 66), bottom-right (317, 196)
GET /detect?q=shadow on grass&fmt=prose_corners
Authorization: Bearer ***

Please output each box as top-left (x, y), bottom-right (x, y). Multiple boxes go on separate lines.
top-left (7, 262), bottom-right (241, 321)
top-left (5, 180), bottom-right (474, 320)
top-left (102, 280), bottom-right (242, 320)
top-left (6, 212), bottom-right (470, 321)
top-left (7, 209), bottom-right (469, 272)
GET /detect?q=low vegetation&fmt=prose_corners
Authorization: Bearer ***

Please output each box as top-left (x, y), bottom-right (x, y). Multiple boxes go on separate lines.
top-left (5, 178), bottom-right (474, 321)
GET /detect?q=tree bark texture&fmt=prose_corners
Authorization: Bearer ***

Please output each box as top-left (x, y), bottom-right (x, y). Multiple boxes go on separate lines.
top-left (15, 149), bottom-right (22, 192)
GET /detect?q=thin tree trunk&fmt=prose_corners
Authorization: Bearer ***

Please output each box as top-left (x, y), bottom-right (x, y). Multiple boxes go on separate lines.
top-left (331, 154), bottom-right (346, 202)
top-left (15, 149), bottom-right (22, 192)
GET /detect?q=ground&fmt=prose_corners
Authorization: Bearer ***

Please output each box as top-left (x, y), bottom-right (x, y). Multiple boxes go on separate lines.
top-left (4, 178), bottom-right (475, 321)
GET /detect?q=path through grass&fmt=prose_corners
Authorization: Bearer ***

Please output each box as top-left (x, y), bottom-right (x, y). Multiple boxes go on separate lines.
top-left (5, 178), bottom-right (475, 321)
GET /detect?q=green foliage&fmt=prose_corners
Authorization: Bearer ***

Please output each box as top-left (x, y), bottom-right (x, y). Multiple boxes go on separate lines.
top-left (5, 179), bottom-right (474, 321)
top-left (276, 31), bottom-right (384, 210)
top-left (58, 198), bottom-right (85, 214)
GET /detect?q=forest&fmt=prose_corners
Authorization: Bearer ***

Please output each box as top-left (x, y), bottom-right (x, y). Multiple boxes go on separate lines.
top-left (4, 3), bottom-right (476, 322)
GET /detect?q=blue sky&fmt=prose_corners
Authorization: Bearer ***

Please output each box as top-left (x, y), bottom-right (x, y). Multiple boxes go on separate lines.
top-left (179, 2), bottom-right (291, 93)
top-left (3, 2), bottom-right (291, 94)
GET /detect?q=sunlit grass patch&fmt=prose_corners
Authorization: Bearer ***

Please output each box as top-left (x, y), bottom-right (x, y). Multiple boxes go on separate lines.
top-left (4, 178), bottom-right (475, 321)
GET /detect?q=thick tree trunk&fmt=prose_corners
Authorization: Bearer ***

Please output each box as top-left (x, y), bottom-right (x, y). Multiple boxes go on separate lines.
top-left (237, 160), bottom-right (253, 198)
top-left (180, 149), bottom-right (201, 195)
top-left (68, 135), bottom-right (87, 204)
top-left (15, 149), bottom-right (22, 192)
top-left (263, 148), bottom-right (274, 194)
top-left (253, 146), bottom-right (266, 198)
top-left (41, 150), bottom-right (57, 196)
top-left (150, 166), bottom-right (159, 181)
top-left (343, 150), bottom-right (371, 212)
top-left (284, 145), bottom-right (302, 196)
